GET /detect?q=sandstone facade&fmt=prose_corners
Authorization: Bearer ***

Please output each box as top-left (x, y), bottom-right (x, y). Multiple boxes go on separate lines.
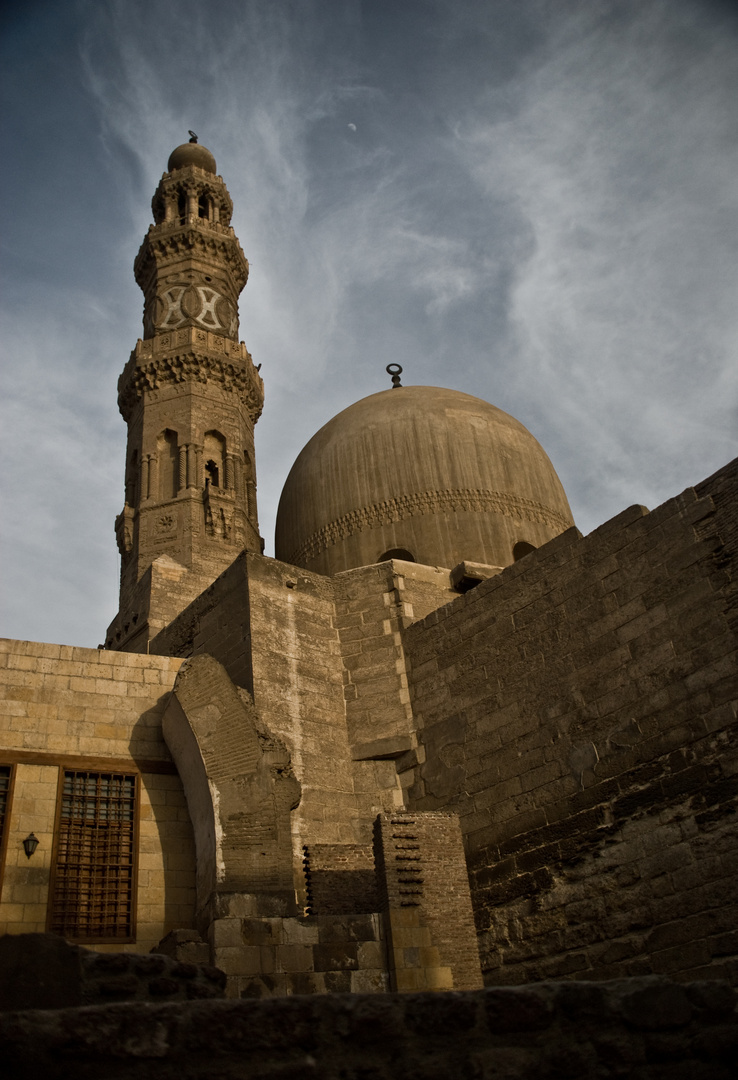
top-left (1, 140), bottom-right (736, 1004)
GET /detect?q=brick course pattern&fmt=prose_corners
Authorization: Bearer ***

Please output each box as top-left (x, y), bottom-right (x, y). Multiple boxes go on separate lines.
top-left (374, 811), bottom-right (482, 991)
top-left (401, 462), bottom-right (738, 986)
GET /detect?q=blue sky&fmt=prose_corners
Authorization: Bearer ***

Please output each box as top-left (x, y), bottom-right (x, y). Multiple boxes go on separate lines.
top-left (1, 0), bottom-right (737, 646)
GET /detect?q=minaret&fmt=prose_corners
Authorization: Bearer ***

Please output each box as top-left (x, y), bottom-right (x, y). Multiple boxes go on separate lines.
top-left (106, 136), bottom-right (264, 651)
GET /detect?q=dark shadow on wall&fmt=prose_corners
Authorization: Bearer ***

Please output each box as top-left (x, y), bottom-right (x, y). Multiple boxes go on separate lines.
top-left (130, 697), bottom-right (198, 939)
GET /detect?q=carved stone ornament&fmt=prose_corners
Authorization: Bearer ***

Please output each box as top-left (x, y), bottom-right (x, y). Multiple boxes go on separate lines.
top-left (118, 350), bottom-right (264, 424)
top-left (153, 285), bottom-right (236, 336)
top-left (134, 228), bottom-right (249, 293)
top-left (287, 488), bottom-right (574, 566)
top-left (156, 514), bottom-right (176, 533)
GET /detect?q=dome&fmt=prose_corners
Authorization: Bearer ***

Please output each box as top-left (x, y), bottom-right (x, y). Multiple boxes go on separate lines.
top-left (275, 385), bottom-right (575, 576)
top-left (167, 141), bottom-right (217, 174)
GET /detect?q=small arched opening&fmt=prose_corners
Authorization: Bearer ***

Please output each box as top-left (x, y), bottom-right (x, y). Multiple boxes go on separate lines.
top-left (378, 548), bottom-right (416, 563)
top-left (205, 460), bottom-right (219, 488)
top-left (198, 194), bottom-right (210, 220)
top-left (513, 541), bottom-right (537, 562)
top-left (203, 431), bottom-right (226, 490)
top-left (125, 450), bottom-right (138, 506)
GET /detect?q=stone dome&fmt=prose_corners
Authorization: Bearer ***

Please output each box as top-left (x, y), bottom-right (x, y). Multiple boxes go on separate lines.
top-left (275, 385), bottom-right (575, 576)
top-left (167, 141), bottom-right (217, 174)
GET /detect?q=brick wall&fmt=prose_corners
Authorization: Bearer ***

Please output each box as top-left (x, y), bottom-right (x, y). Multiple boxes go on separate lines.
top-left (375, 811), bottom-right (482, 991)
top-left (0, 640), bottom-right (196, 951)
top-left (303, 843), bottom-right (378, 914)
top-left (401, 462), bottom-right (738, 985)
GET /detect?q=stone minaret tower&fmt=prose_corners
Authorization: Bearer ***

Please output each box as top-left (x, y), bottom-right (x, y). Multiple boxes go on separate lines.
top-left (106, 137), bottom-right (264, 651)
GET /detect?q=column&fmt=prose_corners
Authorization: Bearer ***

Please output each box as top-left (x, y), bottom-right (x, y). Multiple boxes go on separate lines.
top-left (187, 444), bottom-right (197, 489)
top-left (179, 445), bottom-right (188, 493)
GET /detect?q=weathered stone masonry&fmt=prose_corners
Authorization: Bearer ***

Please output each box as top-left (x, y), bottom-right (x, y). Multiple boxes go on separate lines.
top-left (400, 461), bottom-right (738, 986)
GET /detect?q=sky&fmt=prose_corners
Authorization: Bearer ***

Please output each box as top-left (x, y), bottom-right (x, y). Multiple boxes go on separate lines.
top-left (1, 0), bottom-right (737, 648)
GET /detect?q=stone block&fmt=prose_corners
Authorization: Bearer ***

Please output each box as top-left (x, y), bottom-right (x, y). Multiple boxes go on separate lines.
top-left (356, 940), bottom-right (386, 969)
top-left (281, 918), bottom-right (320, 945)
top-left (212, 945), bottom-right (263, 976)
top-left (350, 969), bottom-right (389, 993)
top-left (210, 918), bottom-right (243, 948)
top-left (313, 944), bottom-right (358, 971)
top-left (275, 944), bottom-right (315, 973)
top-left (0, 933), bottom-right (82, 1011)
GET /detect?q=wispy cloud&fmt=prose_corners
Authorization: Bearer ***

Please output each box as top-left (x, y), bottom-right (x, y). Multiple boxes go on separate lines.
top-left (1, 0), bottom-right (736, 645)
top-left (455, 0), bottom-right (738, 519)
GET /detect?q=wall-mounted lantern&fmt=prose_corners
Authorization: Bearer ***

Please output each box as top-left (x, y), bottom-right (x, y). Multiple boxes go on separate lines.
top-left (22, 833), bottom-right (39, 859)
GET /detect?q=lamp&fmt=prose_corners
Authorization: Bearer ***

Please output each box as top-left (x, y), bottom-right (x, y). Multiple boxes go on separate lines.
top-left (22, 833), bottom-right (39, 858)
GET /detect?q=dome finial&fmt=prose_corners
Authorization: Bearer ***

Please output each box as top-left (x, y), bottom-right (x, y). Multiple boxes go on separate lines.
top-left (188, 130), bottom-right (198, 143)
top-left (386, 364), bottom-right (403, 389)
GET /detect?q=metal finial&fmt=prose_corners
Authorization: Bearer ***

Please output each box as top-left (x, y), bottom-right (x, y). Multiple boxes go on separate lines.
top-left (188, 130), bottom-right (198, 143)
top-left (386, 363), bottom-right (403, 388)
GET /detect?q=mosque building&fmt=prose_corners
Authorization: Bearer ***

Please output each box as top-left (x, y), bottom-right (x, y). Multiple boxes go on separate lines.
top-left (1, 138), bottom-right (736, 998)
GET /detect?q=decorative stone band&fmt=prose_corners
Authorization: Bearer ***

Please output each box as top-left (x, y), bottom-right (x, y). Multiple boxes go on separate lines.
top-left (286, 488), bottom-right (574, 566)
top-left (134, 226), bottom-right (248, 291)
top-left (118, 336), bottom-right (264, 423)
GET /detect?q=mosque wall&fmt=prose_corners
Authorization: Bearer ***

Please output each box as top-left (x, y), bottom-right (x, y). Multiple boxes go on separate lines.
top-left (401, 460), bottom-right (738, 986)
top-left (0, 641), bottom-right (196, 950)
top-left (150, 553), bottom-right (404, 906)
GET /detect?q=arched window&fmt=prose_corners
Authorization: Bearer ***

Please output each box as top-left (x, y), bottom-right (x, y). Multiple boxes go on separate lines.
top-left (125, 450), bottom-right (138, 506)
top-left (203, 431), bottom-right (226, 489)
top-left (205, 460), bottom-right (219, 487)
top-left (378, 548), bottom-right (416, 563)
top-left (157, 430), bottom-right (178, 499)
top-left (198, 194), bottom-right (210, 220)
top-left (513, 541), bottom-right (537, 562)
top-left (177, 191), bottom-right (187, 223)
top-left (243, 450), bottom-right (255, 515)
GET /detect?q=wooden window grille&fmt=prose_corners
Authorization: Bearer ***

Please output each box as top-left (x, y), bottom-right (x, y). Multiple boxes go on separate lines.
top-left (0, 766), bottom-right (12, 879)
top-left (0, 766), bottom-right (10, 836)
top-left (49, 771), bottom-right (137, 942)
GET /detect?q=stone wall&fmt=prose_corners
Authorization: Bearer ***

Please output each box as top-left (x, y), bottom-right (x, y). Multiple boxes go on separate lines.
top-left (149, 554), bottom-right (450, 892)
top-left (401, 463), bottom-right (738, 986)
top-left (211, 912), bottom-right (388, 998)
top-left (0, 932), bottom-right (225, 1011)
top-left (1, 976), bottom-right (735, 1079)
top-left (0, 640), bottom-right (196, 950)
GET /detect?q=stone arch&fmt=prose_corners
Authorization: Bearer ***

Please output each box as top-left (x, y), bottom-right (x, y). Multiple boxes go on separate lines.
top-left (162, 655), bottom-right (300, 922)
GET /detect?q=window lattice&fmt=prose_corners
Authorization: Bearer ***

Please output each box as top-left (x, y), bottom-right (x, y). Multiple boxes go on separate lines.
top-left (0, 765), bottom-right (10, 850)
top-left (49, 771), bottom-right (136, 941)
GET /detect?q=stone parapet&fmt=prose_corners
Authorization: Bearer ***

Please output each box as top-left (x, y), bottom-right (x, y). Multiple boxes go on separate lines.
top-left (1, 976), bottom-right (735, 1079)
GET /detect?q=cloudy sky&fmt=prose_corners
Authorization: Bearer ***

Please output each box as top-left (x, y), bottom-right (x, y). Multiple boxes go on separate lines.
top-left (1, 0), bottom-right (737, 648)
